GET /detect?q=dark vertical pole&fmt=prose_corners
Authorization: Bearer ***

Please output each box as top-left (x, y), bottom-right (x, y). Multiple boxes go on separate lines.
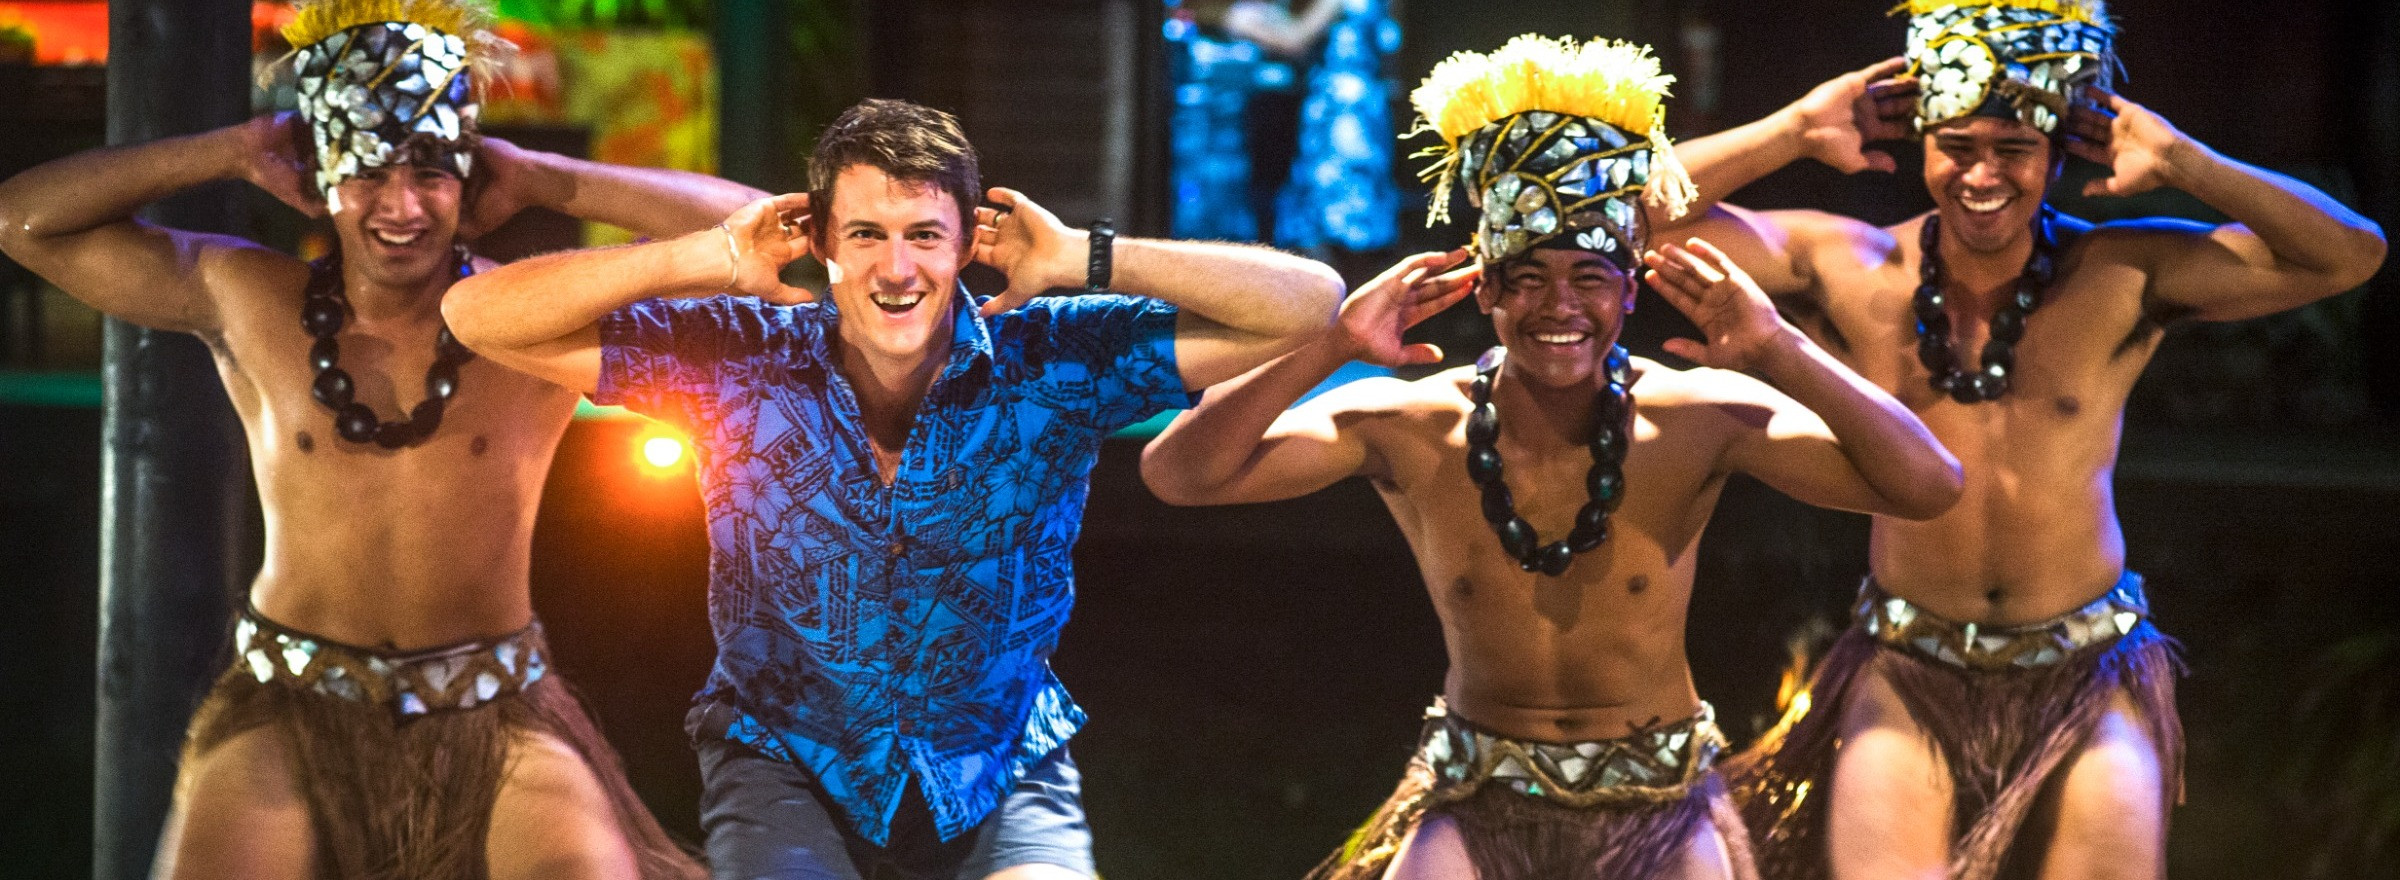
top-left (97, 3), bottom-right (256, 879)
top-left (2360, 0), bottom-right (2400, 418)
top-left (715, 0), bottom-right (792, 190)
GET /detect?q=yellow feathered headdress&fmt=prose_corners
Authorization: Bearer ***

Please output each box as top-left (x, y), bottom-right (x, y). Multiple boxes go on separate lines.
top-left (282, 0), bottom-right (503, 66)
top-left (1407, 35), bottom-right (1695, 266)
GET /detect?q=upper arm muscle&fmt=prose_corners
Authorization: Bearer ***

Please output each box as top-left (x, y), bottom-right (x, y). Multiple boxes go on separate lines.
top-left (1176, 378), bottom-right (1400, 505)
top-left (476, 321), bottom-right (602, 394)
top-left (13, 219), bottom-right (243, 332)
top-left (2115, 219), bottom-right (2343, 323)
top-left (1713, 375), bottom-right (1892, 515)
top-left (1172, 308), bottom-right (1312, 392)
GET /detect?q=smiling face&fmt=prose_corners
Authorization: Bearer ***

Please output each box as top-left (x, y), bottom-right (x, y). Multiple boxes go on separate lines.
top-left (818, 163), bottom-right (972, 368)
top-left (329, 161), bottom-right (463, 292)
top-left (1478, 247), bottom-right (1638, 390)
top-left (1923, 116), bottom-right (2062, 255)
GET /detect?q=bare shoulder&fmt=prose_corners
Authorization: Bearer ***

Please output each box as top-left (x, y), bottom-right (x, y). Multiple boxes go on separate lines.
top-left (2070, 211), bottom-right (2212, 264)
top-left (1780, 208), bottom-right (1900, 271)
top-left (196, 237), bottom-right (312, 320)
top-left (1303, 366), bottom-right (1473, 422)
top-left (1627, 355), bottom-right (1778, 410)
top-left (196, 233), bottom-right (309, 286)
top-left (1283, 369), bottom-right (1472, 467)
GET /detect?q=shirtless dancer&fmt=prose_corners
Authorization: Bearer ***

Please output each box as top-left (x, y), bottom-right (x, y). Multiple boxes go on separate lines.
top-left (0, 2), bottom-right (759, 876)
top-left (1646, 2), bottom-right (2387, 877)
top-left (1142, 36), bottom-right (1962, 880)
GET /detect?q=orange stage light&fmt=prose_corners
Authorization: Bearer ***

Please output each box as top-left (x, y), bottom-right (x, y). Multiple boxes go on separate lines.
top-left (636, 427), bottom-right (687, 474)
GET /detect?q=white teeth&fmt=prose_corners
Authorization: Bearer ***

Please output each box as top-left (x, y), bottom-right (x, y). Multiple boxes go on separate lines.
top-left (869, 290), bottom-right (923, 309)
top-left (1532, 332), bottom-right (1588, 344)
top-left (371, 230), bottom-right (423, 246)
top-left (1961, 194), bottom-right (2010, 213)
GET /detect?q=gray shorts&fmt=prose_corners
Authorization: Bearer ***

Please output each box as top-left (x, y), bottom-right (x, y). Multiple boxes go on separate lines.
top-left (695, 738), bottom-right (1095, 880)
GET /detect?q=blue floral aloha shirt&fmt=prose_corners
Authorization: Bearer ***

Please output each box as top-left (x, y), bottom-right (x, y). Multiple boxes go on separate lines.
top-left (595, 285), bottom-right (1189, 845)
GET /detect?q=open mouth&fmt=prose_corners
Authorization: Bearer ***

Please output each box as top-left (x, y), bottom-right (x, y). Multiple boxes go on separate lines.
top-left (1529, 330), bottom-right (1591, 346)
top-left (369, 228), bottom-right (426, 248)
top-left (868, 288), bottom-right (925, 314)
top-left (1959, 191), bottom-right (2013, 215)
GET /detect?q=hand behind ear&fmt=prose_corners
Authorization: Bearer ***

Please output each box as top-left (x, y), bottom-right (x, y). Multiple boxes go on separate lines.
top-left (722, 192), bottom-right (818, 304)
top-left (241, 113), bottom-right (326, 219)
top-left (972, 187), bottom-right (1082, 317)
top-left (1642, 238), bottom-right (1783, 371)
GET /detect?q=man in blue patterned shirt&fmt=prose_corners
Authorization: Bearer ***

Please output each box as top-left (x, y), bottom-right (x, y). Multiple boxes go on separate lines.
top-left (443, 98), bottom-right (1345, 879)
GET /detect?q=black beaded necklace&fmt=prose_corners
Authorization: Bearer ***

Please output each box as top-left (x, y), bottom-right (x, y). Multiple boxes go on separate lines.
top-left (1913, 205), bottom-right (2058, 403)
top-left (302, 245), bottom-right (477, 449)
top-left (1464, 345), bottom-right (1633, 576)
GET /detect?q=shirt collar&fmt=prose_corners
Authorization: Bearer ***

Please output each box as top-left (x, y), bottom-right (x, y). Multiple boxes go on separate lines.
top-left (939, 281), bottom-right (995, 383)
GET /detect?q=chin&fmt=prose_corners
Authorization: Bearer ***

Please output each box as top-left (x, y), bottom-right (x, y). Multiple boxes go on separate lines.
top-left (1507, 353), bottom-right (1601, 390)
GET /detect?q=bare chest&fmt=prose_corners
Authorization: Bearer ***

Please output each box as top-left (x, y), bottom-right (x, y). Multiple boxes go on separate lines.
top-left (208, 306), bottom-right (578, 511)
top-left (1379, 408), bottom-right (1721, 607)
top-left (1815, 258), bottom-right (2161, 425)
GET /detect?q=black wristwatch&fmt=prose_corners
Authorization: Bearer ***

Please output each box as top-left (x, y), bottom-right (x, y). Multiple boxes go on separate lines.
top-left (1085, 219), bottom-right (1115, 291)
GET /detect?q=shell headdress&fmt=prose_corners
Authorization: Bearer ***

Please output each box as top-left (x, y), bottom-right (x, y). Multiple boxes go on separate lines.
top-left (1408, 35), bottom-right (1695, 267)
top-left (284, 0), bottom-right (506, 200)
top-left (1898, 0), bottom-right (2118, 135)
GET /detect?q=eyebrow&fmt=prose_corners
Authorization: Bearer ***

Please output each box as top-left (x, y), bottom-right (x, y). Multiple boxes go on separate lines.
top-left (839, 220), bottom-right (953, 234)
top-left (1504, 259), bottom-right (1619, 275)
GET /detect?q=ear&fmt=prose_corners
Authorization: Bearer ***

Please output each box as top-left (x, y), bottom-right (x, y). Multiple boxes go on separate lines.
top-left (804, 214), bottom-right (827, 254)
top-left (1620, 272), bottom-right (1639, 315)
top-left (1473, 269), bottom-right (1499, 314)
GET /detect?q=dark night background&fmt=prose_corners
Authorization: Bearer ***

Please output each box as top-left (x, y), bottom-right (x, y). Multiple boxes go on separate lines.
top-left (4, 1), bottom-right (2397, 878)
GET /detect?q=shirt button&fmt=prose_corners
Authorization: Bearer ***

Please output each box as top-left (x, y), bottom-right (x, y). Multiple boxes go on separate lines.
top-left (886, 540), bottom-right (906, 558)
top-left (889, 595), bottom-right (907, 613)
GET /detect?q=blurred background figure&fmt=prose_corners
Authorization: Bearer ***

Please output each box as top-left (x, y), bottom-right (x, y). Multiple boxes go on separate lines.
top-left (1163, 0), bottom-right (1296, 241)
top-left (1270, 0), bottom-right (1400, 264)
top-left (1167, 0), bottom-right (1400, 262)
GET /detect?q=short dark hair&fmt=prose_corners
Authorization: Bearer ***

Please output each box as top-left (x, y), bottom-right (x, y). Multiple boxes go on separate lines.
top-left (808, 98), bottom-right (982, 249)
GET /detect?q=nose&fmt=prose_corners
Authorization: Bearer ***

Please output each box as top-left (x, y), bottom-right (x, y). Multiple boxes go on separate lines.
top-left (1961, 155), bottom-right (2005, 189)
top-left (1538, 278), bottom-right (1581, 316)
top-left (370, 175), bottom-right (425, 221)
top-left (876, 236), bottom-right (915, 285)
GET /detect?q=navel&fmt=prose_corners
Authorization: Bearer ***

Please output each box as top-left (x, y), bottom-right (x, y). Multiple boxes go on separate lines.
top-left (470, 435), bottom-right (489, 457)
top-left (1450, 576), bottom-right (1475, 600)
top-left (295, 431), bottom-right (314, 453)
top-left (1626, 575), bottom-right (1648, 595)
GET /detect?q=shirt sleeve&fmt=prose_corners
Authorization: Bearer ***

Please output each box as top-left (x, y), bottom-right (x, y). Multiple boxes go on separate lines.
top-left (594, 296), bottom-right (756, 432)
top-left (1029, 294), bottom-right (1197, 433)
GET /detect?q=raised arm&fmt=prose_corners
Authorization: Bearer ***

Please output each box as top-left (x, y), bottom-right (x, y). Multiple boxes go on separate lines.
top-left (973, 187), bottom-right (1345, 389)
top-left (1643, 238), bottom-right (1961, 519)
top-left (1222, 0), bottom-right (1344, 59)
top-left (1141, 250), bottom-right (1476, 506)
top-left (441, 193), bottom-right (815, 392)
top-left (1668, 57), bottom-right (1913, 222)
top-left (1649, 58), bottom-right (1913, 298)
top-left (2065, 92), bottom-right (2387, 322)
top-left (458, 137), bottom-right (766, 242)
top-left (0, 114), bottom-right (316, 332)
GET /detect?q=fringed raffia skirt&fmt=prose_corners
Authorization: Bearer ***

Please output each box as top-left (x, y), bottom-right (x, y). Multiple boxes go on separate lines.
top-left (1309, 700), bottom-right (1760, 880)
top-left (178, 607), bottom-right (702, 880)
top-left (1726, 573), bottom-right (2183, 880)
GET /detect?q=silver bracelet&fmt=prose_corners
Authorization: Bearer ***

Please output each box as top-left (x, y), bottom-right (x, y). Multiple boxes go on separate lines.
top-left (716, 222), bottom-right (740, 289)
